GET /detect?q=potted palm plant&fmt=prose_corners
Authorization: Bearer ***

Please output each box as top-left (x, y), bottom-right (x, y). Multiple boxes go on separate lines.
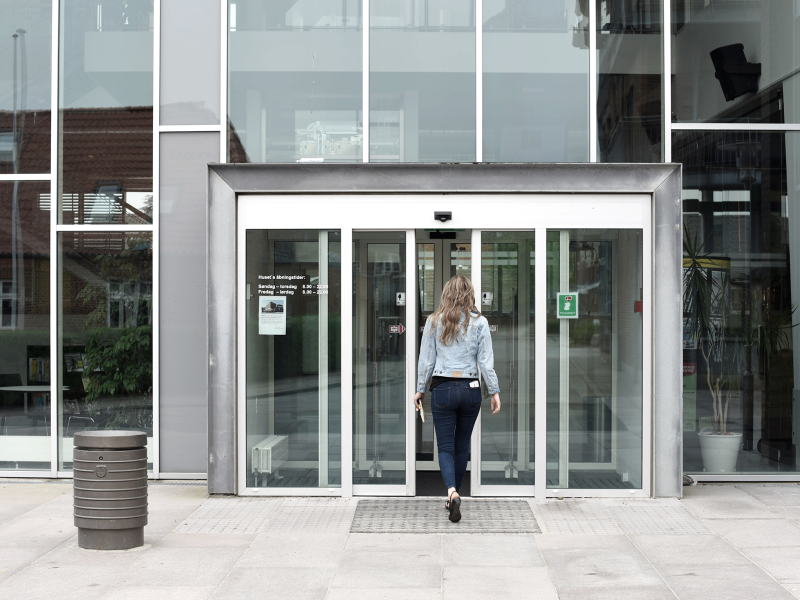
top-left (683, 234), bottom-right (743, 472)
top-left (684, 233), bottom-right (797, 472)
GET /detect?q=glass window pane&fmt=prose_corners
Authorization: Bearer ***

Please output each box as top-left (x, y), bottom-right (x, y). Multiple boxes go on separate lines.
top-left (0, 182), bottom-right (51, 471)
top-left (483, 0), bottom-right (588, 162)
top-left (159, 132), bottom-right (219, 473)
top-left (160, 0), bottom-right (221, 125)
top-left (353, 232), bottom-right (406, 485)
top-left (59, 1), bottom-right (154, 224)
top-left (677, 130), bottom-right (800, 475)
top-left (228, 0), bottom-right (362, 163)
top-left (0, 0), bottom-right (52, 174)
top-left (371, 0), bottom-right (475, 162)
top-left (597, 0), bottom-right (662, 162)
top-left (672, 1), bottom-right (800, 123)
top-left (58, 232), bottom-right (153, 470)
top-left (480, 232), bottom-right (535, 485)
top-left (546, 229), bottom-right (644, 489)
top-left (245, 230), bottom-right (341, 488)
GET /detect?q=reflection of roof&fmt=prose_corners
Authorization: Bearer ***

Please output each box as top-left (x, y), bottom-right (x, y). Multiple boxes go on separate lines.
top-left (0, 109), bottom-right (50, 174)
top-left (0, 107), bottom-right (153, 190)
top-left (61, 106), bottom-right (153, 192)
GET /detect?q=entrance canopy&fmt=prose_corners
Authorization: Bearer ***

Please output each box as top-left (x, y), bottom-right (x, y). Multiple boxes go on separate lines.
top-left (207, 163), bottom-right (682, 498)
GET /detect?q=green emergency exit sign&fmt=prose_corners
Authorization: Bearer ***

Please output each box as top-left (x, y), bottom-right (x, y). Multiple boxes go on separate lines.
top-left (557, 293), bottom-right (578, 319)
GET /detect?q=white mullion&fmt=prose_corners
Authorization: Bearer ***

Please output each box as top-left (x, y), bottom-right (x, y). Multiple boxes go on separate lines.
top-left (405, 229), bottom-right (417, 496)
top-left (362, 0), bottom-right (369, 163)
top-left (470, 228), bottom-right (482, 494)
top-left (672, 123), bottom-right (800, 131)
top-left (663, 0), bottom-right (671, 162)
top-left (159, 125), bottom-right (223, 133)
top-left (152, 0), bottom-right (161, 478)
top-left (0, 174), bottom-right (51, 181)
top-left (475, 0), bottom-right (482, 162)
top-left (220, 0), bottom-right (228, 162)
top-left (533, 229), bottom-right (546, 497)
top-left (340, 227), bottom-right (354, 497)
top-left (589, 0), bottom-right (597, 162)
top-left (49, 0), bottom-right (60, 478)
top-left (56, 224), bottom-right (154, 232)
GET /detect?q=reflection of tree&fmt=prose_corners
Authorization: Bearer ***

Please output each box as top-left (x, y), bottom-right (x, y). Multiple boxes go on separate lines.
top-left (77, 233), bottom-right (152, 329)
top-left (76, 234), bottom-right (153, 431)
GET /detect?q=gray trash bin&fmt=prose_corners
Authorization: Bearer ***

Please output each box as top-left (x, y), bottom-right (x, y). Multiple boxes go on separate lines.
top-left (73, 431), bottom-right (148, 550)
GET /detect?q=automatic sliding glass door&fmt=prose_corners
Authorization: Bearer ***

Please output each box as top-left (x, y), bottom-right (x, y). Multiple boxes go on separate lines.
top-left (352, 233), bottom-right (408, 487)
top-left (238, 194), bottom-right (652, 498)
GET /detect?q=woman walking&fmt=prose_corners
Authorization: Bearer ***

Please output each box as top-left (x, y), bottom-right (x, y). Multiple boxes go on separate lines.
top-left (414, 275), bottom-right (501, 523)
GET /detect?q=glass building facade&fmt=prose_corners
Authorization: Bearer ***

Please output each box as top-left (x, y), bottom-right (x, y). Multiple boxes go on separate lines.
top-left (1, 0), bottom-right (799, 482)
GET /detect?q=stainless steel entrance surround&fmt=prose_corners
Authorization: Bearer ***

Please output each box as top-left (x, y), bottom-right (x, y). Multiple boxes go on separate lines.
top-left (207, 163), bottom-right (682, 497)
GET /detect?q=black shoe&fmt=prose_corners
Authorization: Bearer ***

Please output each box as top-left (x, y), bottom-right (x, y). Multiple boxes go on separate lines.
top-left (448, 496), bottom-right (461, 523)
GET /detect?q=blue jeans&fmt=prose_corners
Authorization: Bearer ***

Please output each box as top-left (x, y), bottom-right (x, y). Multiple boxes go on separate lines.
top-left (430, 380), bottom-right (482, 492)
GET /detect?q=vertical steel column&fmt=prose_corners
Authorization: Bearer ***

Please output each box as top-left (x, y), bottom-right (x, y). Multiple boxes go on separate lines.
top-left (220, 0), bottom-right (228, 162)
top-left (558, 230), bottom-right (570, 488)
top-left (49, 0), bottom-right (60, 478)
top-left (318, 231), bottom-right (329, 487)
top-left (533, 229), bottom-right (547, 497)
top-left (470, 229), bottom-right (482, 493)
top-left (663, 0), bottom-right (671, 162)
top-left (340, 228), bottom-right (354, 497)
top-left (362, 0), bottom-right (369, 163)
top-left (152, 0), bottom-right (161, 478)
top-left (405, 230), bottom-right (417, 495)
top-left (589, 0), bottom-right (597, 162)
top-left (475, 0), bottom-right (482, 162)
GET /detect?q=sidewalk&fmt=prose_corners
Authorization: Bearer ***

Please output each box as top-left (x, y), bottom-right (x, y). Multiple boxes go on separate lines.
top-left (1, 481), bottom-right (799, 600)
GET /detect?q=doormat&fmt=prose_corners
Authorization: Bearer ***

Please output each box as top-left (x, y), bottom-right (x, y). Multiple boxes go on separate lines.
top-left (351, 499), bottom-right (540, 533)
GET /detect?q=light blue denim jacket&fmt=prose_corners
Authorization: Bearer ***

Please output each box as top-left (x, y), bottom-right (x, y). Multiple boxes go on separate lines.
top-left (416, 311), bottom-right (500, 395)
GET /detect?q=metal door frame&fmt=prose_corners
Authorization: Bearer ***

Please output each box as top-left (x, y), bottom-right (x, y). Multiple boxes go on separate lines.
top-left (207, 163), bottom-right (684, 499)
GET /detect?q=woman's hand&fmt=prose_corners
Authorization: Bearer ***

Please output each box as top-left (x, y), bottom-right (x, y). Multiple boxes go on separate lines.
top-left (413, 392), bottom-right (424, 410)
top-left (491, 393), bottom-right (501, 414)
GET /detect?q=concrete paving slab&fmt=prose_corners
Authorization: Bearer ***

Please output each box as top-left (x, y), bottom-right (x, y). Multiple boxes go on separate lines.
top-left (148, 506), bottom-right (208, 534)
top-left (442, 533), bottom-right (544, 567)
top-left (212, 567), bottom-right (336, 600)
top-left (535, 534), bottom-right (635, 550)
top-left (705, 518), bottom-right (800, 548)
top-left (338, 547), bottom-right (441, 570)
top-left (0, 564), bottom-right (122, 600)
top-left (0, 516), bottom-right (75, 550)
top-left (0, 502), bottom-right (39, 526)
top-left (633, 535), bottom-right (795, 599)
top-left (739, 546), bottom-right (800, 584)
top-left (325, 589), bottom-right (442, 600)
top-left (631, 533), bottom-right (753, 567)
top-left (442, 566), bottom-right (558, 600)
top-left (555, 586), bottom-right (677, 599)
top-left (681, 485), bottom-right (781, 520)
top-left (331, 564), bottom-right (442, 589)
top-left (113, 546), bottom-right (246, 587)
top-left (239, 532), bottom-right (348, 568)
top-left (739, 485), bottom-right (800, 507)
top-left (0, 546), bottom-right (52, 583)
top-left (652, 565), bottom-right (794, 600)
top-left (785, 584), bottom-right (800, 599)
top-left (157, 532), bottom-right (257, 548)
top-left (93, 585), bottom-right (217, 600)
top-left (764, 505), bottom-right (800, 522)
top-left (538, 546), bottom-right (664, 588)
top-left (33, 538), bottom-right (150, 568)
top-left (345, 532), bottom-right (443, 552)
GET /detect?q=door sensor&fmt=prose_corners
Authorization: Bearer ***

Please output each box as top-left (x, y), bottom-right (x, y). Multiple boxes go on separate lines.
top-left (434, 211), bottom-right (452, 222)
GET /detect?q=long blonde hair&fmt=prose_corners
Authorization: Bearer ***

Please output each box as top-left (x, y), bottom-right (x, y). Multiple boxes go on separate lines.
top-left (428, 275), bottom-right (480, 345)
